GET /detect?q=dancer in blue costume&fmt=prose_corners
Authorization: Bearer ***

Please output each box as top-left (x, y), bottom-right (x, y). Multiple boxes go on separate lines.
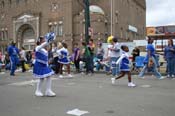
top-left (57, 42), bottom-right (73, 78)
top-left (111, 45), bottom-right (136, 87)
top-left (7, 41), bottom-right (19, 76)
top-left (33, 32), bottom-right (56, 97)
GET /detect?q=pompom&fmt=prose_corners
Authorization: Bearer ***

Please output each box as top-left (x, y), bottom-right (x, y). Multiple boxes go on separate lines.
top-left (45, 32), bottom-right (56, 43)
top-left (107, 35), bottom-right (113, 43)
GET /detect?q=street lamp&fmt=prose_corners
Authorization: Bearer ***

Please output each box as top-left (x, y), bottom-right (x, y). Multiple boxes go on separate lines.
top-left (83, 0), bottom-right (90, 44)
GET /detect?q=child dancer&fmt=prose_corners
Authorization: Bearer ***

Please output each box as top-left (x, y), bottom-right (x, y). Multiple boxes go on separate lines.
top-left (33, 32), bottom-right (56, 97)
top-left (57, 42), bottom-right (73, 78)
top-left (111, 45), bottom-right (136, 87)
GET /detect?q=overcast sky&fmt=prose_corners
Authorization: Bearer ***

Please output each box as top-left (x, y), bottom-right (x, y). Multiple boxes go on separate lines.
top-left (146, 0), bottom-right (175, 26)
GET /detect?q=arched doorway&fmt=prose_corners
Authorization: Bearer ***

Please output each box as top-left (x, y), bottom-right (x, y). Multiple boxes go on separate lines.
top-left (16, 24), bottom-right (35, 50)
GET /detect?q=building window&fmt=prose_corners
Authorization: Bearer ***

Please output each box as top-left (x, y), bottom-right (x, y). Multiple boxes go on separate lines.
top-left (9, 0), bottom-right (12, 7)
top-left (49, 21), bottom-right (63, 37)
top-left (0, 31), bottom-right (2, 40)
top-left (16, 0), bottom-right (19, 5)
top-left (58, 23), bottom-right (63, 36)
top-left (0, 31), bottom-right (5, 40)
top-left (0, 28), bottom-right (8, 40)
top-left (4, 30), bottom-right (8, 40)
top-left (1, 1), bottom-right (5, 8)
top-left (51, 3), bottom-right (59, 12)
top-left (24, 0), bottom-right (28, 4)
top-left (120, 27), bottom-right (123, 39)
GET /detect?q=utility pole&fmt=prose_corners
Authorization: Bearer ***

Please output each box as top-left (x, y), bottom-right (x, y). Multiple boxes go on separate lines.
top-left (111, 0), bottom-right (113, 36)
top-left (83, 0), bottom-right (90, 44)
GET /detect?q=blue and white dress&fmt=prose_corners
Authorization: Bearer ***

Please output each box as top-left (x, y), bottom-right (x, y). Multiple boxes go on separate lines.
top-left (57, 47), bottom-right (70, 64)
top-left (116, 51), bottom-right (130, 71)
top-left (33, 42), bottom-right (54, 78)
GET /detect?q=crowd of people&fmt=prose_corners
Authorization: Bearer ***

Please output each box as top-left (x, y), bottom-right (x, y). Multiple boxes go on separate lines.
top-left (1, 33), bottom-right (175, 96)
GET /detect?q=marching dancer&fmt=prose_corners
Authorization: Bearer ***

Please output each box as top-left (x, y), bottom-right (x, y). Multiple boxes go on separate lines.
top-left (57, 42), bottom-right (73, 78)
top-left (33, 32), bottom-right (56, 97)
top-left (111, 45), bottom-right (136, 87)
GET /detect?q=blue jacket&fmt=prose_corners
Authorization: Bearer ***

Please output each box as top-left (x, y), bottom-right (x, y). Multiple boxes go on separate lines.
top-left (7, 45), bottom-right (19, 57)
top-left (144, 44), bottom-right (155, 63)
top-left (164, 45), bottom-right (175, 59)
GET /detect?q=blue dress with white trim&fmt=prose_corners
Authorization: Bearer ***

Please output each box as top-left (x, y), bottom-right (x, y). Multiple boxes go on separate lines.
top-left (33, 43), bottom-right (54, 78)
top-left (116, 52), bottom-right (130, 71)
top-left (57, 47), bottom-right (70, 64)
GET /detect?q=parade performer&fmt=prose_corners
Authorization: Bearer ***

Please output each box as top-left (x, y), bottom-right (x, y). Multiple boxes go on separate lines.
top-left (111, 45), bottom-right (136, 87)
top-left (7, 41), bottom-right (19, 76)
top-left (57, 42), bottom-right (73, 78)
top-left (33, 32), bottom-right (56, 97)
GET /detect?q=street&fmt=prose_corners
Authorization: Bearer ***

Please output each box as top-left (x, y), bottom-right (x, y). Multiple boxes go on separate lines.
top-left (0, 70), bottom-right (175, 116)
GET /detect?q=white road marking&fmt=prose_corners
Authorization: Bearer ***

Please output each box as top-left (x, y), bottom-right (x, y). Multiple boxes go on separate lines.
top-left (140, 85), bottom-right (151, 88)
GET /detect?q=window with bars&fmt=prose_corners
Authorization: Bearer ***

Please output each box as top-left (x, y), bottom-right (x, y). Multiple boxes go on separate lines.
top-left (0, 31), bottom-right (8, 40)
top-left (1, 1), bottom-right (5, 8)
top-left (48, 21), bottom-right (63, 37)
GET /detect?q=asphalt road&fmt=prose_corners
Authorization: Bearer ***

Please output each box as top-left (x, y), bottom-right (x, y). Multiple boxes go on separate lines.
top-left (0, 71), bottom-right (175, 116)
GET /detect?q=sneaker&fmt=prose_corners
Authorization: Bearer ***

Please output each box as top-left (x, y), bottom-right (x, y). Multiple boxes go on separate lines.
top-left (88, 73), bottom-right (93, 76)
top-left (139, 76), bottom-right (145, 79)
top-left (167, 75), bottom-right (170, 78)
top-left (128, 82), bottom-right (136, 87)
top-left (35, 91), bottom-right (44, 97)
top-left (59, 75), bottom-right (63, 79)
top-left (159, 76), bottom-right (165, 80)
top-left (68, 74), bottom-right (73, 78)
top-left (111, 78), bottom-right (115, 84)
top-left (45, 90), bottom-right (56, 97)
top-left (172, 75), bottom-right (175, 78)
top-left (81, 72), bottom-right (85, 75)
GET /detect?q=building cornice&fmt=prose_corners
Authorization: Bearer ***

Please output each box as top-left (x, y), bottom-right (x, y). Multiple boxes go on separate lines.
top-left (133, 0), bottom-right (146, 10)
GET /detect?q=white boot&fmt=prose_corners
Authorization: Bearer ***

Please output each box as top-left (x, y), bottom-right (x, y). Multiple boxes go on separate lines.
top-left (35, 79), bottom-right (44, 97)
top-left (45, 77), bottom-right (56, 97)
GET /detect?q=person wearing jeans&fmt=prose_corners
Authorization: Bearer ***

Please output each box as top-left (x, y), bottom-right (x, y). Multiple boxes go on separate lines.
top-left (7, 41), bottom-right (19, 76)
top-left (164, 39), bottom-right (175, 78)
top-left (73, 43), bottom-right (81, 73)
top-left (82, 42), bottom-right (92, 75)
top-left (109, 37), bottom-right (120, 76)
top-left (139, 38), bottom-right (164, 79)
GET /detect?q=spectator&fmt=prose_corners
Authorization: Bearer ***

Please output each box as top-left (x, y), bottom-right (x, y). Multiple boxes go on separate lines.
top-left (4, 53), bottom-right (10, 70)
top-left (109, 37), bottom-right (120, 76)
top-left (51, 42), bottom-right (60, 74)
top-left (26, 51), bottom-right (32, 65)
top-left (164, 39), bottom-right (175, 78)
top-left (138, 38), bottom-right (164, 79)
top-left (0, 51), bottom-right (2, 62)
top-left (73, 43), bottom-right (81, 73)
top-left (88, 39), bottom-right (95, 74)
top-left (131, 47), bottom-right (140, 71)
top-left (82, 42), bottom-right (92, 75)
top-left (19, 47), bottom-right (27, 72)
top-left (0, 51), bottom-right (2, 72)
top-left (96, 42), bottom-right (104, 71)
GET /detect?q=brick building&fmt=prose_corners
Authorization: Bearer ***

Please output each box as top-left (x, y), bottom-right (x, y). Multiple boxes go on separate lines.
top-left (0, 0), bottom-right (146, 53)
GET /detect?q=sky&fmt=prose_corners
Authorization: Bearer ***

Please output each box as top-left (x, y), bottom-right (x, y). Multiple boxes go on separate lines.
top-left (146, 0), bottom-right (175, 26)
